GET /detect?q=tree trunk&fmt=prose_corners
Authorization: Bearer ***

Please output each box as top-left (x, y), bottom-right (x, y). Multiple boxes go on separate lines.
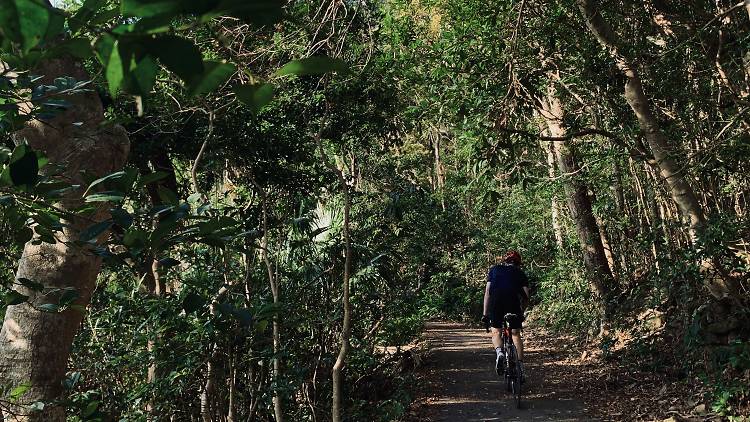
top-left (250, 182), bottom-right (284, 422)
top-left (331, 179), bottom-right (352, 422)
top-left (546, 143), bottom-right (566, 250)
top-left (0, 57), bottom-right (129, 421)
top-left (577, 0), bottom-right (743, 299)
top-left (539, 82), bottom-right (613, 316)
top-left (577, 0), bottom-right (706, 241)
top-left (536, 117), bottom-right (565, 249)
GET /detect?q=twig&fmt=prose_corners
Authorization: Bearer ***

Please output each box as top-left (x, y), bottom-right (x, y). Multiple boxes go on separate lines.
top-left (190, 111), bottom-right (214, 195)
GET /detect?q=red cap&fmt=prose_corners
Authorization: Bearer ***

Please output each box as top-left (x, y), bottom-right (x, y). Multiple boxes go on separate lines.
top-left (503, 250), bottom-right (522, 266)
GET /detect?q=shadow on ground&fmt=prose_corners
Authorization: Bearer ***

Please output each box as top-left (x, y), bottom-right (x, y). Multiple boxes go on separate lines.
top-left (409, 322), bottom-right (600, 422)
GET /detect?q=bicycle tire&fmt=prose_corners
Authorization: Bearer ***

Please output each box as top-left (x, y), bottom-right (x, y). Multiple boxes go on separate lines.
top-left (507, 344), bottom-right (521, 408)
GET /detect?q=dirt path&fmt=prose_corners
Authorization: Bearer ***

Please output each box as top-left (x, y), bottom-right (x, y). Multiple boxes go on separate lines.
top-left (408, 321), bottom-right (599, 422)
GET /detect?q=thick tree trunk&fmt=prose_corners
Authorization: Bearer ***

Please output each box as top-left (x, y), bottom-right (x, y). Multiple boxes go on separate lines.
top-left (0, 57), bottom-right (129, 421)
top-left (539, 84), bottom-right (613, 316)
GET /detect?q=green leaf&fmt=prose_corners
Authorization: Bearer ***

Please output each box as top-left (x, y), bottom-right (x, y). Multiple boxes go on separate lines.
top-left (140, 171), bottom-right (169, 186)
top-left (4, 290), bottom-right (29, 306)
top-left (82, 400), bottom-right (99, 418)
top-left (0, 0), bottom-right (51, 53)
top-left (59, 288), bottom-right (80, 306)
top-left (7, 144), bottom-right (39, 187)
top-left (9, 383), bottom-right (30, 400)
top-left (233, 83), bottom-right (274, 114)
top-left (276, 56), bottom-right (349, 77)
top-left (37, 303), bottom-right (60, 312)
top-left (157, 186), bottom-right (178, 205)
top-left (62, 39), bottom-right (92, 58)
top-left (182, 293), bottom-right (205, 314)
top-left (147, 35), bottom-right (204, 82)
top-left (110, 208), bottom-right (133, 229)
top-left (85, 192), bottom-right (124, 203)
top-left (69, 0), bottom-right (108, 33)
top-left (17, 277), bottom-right (43, 292)
top-left (78, 221), bottom-right (111, 242)
top-left (158, 257), bottom-right (180, 267)
top-left (121, 0), bottom-right (183, 17)
top-left (105, 39), bottom-right (124, 96)
top-left (84, 171), bottom-right (126, 196)
top-left (128, 54), bottom-right (159, 95)
top-left (187, 61), bottom-right (236, 96)
top-left (14, 227), bottom-right (33, 244)
top-left (28, 401), bottom-right (45, 412)
top-left (62, 372), bottom-right (81, 390)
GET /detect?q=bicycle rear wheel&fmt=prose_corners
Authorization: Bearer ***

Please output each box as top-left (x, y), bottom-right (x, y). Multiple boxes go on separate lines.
top-left (507, 344), bottom-right (521, 408)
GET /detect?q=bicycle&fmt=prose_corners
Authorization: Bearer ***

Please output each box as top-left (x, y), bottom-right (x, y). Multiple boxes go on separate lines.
top-left (498, 313), bottom-right (523, 409)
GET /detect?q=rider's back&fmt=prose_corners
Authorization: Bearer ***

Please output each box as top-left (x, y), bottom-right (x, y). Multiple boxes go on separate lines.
top-left (488, 263), bottom-right (527, 296)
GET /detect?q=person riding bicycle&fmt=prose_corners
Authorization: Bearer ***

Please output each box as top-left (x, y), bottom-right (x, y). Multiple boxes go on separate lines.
top-left (481, 250), bottom-right (530, 381)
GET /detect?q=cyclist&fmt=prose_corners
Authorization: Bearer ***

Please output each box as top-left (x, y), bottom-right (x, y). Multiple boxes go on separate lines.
top-left (481, 250), bottom-right (530, 380)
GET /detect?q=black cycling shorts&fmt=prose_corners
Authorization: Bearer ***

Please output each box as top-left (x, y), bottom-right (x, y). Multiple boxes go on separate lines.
top-left (489, 294), bottom-right (524, 329)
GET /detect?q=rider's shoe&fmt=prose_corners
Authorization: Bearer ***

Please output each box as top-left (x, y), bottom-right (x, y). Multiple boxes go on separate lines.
top-left (495, 348), bottom-right (505, 376)
top-left (518, 361), bottom-right (525, 384)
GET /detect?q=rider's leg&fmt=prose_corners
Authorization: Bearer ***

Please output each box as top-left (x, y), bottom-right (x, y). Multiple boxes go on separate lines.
top-left (491, 327), bottom-right (502, 349)
top-left (511, 329), bottom-right (524, 361)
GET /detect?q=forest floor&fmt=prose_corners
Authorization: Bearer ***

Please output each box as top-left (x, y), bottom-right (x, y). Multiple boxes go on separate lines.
top-left (403, 321), bottom-right (720, 422)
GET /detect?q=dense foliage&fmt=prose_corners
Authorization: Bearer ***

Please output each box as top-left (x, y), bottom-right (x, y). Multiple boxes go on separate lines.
top-left (0, 0), bottom-right (748, 420)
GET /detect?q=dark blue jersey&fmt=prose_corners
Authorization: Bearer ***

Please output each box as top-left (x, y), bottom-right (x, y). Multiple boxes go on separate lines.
top-left (488, 263), bottom-right (529, 304)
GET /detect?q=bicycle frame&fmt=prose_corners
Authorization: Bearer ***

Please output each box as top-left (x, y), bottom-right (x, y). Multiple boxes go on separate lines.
top-left (499, 313), bottom-right (522, 408)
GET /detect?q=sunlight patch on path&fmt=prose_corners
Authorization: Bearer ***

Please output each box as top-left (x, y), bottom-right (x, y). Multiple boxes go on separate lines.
top-left (412, 321), bottom-right (600, 422)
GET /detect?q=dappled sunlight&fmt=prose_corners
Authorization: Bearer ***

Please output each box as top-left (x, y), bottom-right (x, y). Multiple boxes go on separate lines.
top-left (2, 319), bottom-right (29, 350)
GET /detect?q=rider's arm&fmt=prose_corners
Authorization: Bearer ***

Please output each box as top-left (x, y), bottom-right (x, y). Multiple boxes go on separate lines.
top-left (483, 282), bottom-right (491, 316)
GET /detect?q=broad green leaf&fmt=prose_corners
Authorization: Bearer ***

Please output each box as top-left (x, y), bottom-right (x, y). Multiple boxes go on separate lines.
top-left (84, 171), bottom-right (126, 196)
top-left (49, 38), bottom-right (93, 59)
top-left (7, 144), bottom-right (38, 188)
top-left (105, 40), bottom-right (124, 96)
top-left (28, 401), bottom-right (45, 411)
top-left (62, 372), bottom-right (81, 390)
top-left (110, 208), bottom-right (133, 229)
top-left (17, 277), bottom-right (43, 292)
top-left (233, 83), bottom-right (274, 114)
top-left (276, 57), bottom-right (349, 77)
top-left (85, 192), bottom-right (124, 203)
top-left (9, 383), bottom-right (30, 400)
top-left (82, 400), bottom-right (99, 418)
top-left (0, 0), bottom-right (51, 53)
top-left (128, 55), bottom-right (159, 95)
top-left (140, 171), bottom-right (169, 186)
top-left (187, 61), bottom-right (236, 96)
top-left (158, 257), bottom-right (180, 267)
top-left (78, 221), bottom-right (112, 242)
top-left (69, 0), bottom-right (108, 33)
top-left (122, 228), bottom-right (148, 249)
top-left (182, 293), bottom-right (205, 314)
top-left (43, 7), bottom-right (64, 42)
top-left (187, 192), bottom-right (202, 203)
top-left (37, 303), bottom-right (60, 312)
top-left (4, 290), bottom-right (29, 306)
top-left (59, 288), bottom-right (80, 306)
top-left (157, 186), bottom-right (178, 205)
top-left (147, 35), bottom-right (204, 82)
top-left (121, 0), bottom-right (183, 17)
